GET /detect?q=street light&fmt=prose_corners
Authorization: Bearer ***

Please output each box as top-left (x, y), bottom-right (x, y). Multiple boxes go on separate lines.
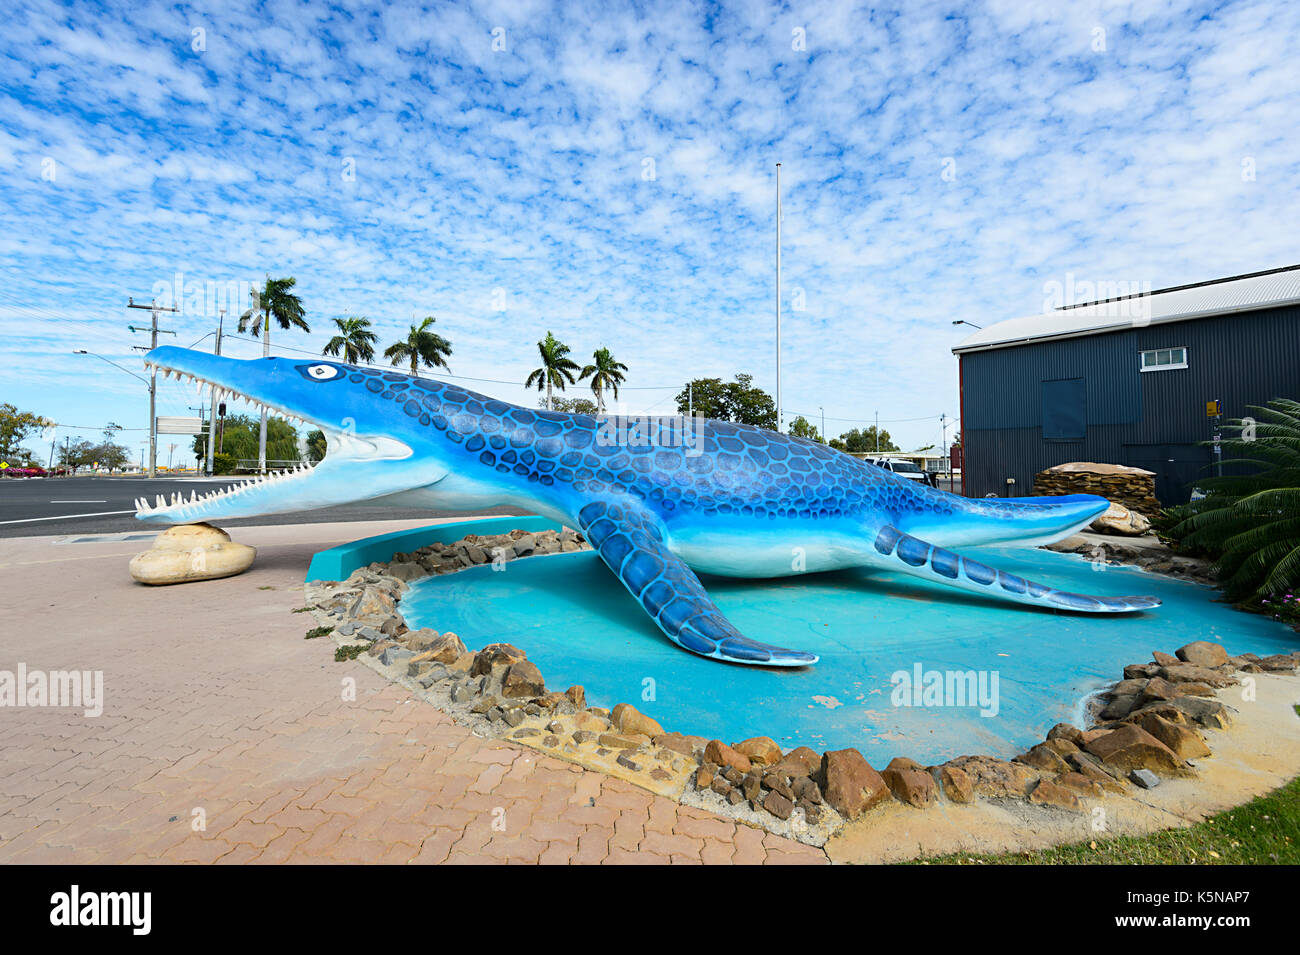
top-left (73, 349), bottom-right (150, 385)
top-left (951, 320), bottom-right (982, 329)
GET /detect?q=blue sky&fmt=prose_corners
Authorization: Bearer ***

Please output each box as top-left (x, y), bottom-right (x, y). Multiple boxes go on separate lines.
top-left (2, 0), bottom-right (1298, 462)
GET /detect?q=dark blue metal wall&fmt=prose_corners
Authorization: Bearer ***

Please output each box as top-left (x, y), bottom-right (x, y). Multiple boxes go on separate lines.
top-left (959, 305), bottom-right (1300, 504)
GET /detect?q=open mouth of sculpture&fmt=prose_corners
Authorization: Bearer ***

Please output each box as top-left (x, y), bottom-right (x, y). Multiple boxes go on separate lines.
top-left (136, 356), bottom-right (411, 523)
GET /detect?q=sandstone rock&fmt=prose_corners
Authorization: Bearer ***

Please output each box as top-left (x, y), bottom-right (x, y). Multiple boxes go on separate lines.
top-left (1138, 714), bottom-right (1212, 760)
top-left (1090, 502), bottom-right (1152, 536)
top-left (565, 685), bottom-right (586, 708)
top-left (935, 764), bottom-right (974, 803)
top-left (732, 736), bottom-right (782, 766)
top-left (1256, 654), bottom-right (1299, 672)
top-left (762, 790), bottom-right (794, 820)
top-left (704, 739), bottom-right (752, 774)
top-left (760, 772), bottom-right (794, 801)
top-left (1046, 723), bottom-right (1085, 746)
top-left (1158, 663), bottom-right (1236, 687)
top-left (349, 587), bottom-right (397, 621)
top-left (819, 749), bottom-right (890, 819)
top-left (611, 703), bottom-right (664, 738)
top-left (1014, 743), bottom-right (1071, 773)
top-left (1054, 771), bottom-right (1103, 797)
top-left (944, 755), bottom-right (1037, 798)
top-left (1124, 663), bottom-right (1160, 680)
top-left (387, 561), bottom-right (425, 581)
top-left (1176, 641), bottom-right (1228, 668)
top-left (501, 660), bottom-right (545, 698)
top-left (882, 759), bottom-right (936, 808)
top-left (598, 733), bottom-right (644, 749)
top-left (470, 643), bottom-right (527, 676)
top-left (1152, 650), bottom-right (1179, 666)
top-left (129, 523), bottom-right (256, 585)
top-left (1099, 694), bottom-right (1140, 721)
top-left (1084, 723), bottom-right (1191, 776)
top-left (654, 732), bottom-right (707, 757)
top-left (771, 746), bottom-right (821, 777)
top-left (1029, 778), bottom-right (1082, 810)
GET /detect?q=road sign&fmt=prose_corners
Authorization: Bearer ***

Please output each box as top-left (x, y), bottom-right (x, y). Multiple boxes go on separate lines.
top-left (156, 416), bottom-right (203, 435)
top-left (1205, 399), bottom-right (1221, 417)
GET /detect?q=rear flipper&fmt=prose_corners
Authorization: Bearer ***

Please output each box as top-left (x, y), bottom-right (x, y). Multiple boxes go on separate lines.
top-left (870, 525), bottom-right (1160, 612)
top-left (577, 500), bottom-right (818, 666)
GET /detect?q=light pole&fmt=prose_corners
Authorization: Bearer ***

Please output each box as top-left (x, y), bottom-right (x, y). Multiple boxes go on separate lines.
top-left (952, 320), bottom-right (982, 329)
top-left (819, 406), bottom-right (825, 444)
top-left (775, 162), bottom-right (782, 433)
top-left (205, 309), bottom-right (224, 476)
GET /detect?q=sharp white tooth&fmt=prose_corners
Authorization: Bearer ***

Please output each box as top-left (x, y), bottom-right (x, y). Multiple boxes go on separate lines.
top-left (156, 495), bottom-right (165, 508)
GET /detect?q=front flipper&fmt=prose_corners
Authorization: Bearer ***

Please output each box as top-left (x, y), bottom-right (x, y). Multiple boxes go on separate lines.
top-left (577, 501), bottom-right (818, 667)
top-left (870, 525), bottom-right (1161, 613)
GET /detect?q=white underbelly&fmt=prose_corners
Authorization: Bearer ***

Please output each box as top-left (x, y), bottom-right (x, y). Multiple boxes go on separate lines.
top-left (666, 517), bottom-right (873, 577)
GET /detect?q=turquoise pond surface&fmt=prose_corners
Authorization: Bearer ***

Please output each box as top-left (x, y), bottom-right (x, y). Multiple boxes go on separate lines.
top-left (400, 547), bottom-right (1299, 766)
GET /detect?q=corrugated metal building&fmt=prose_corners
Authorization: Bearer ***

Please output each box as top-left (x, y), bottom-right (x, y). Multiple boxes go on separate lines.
top-left (953, 265), bottom-right (1300, 504)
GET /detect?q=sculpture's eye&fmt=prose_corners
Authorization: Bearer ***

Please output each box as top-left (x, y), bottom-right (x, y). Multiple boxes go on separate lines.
top-left (305, 364), bottom-right (342, 381)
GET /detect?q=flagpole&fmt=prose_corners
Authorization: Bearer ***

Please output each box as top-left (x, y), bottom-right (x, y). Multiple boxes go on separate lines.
top-left (775, 161), bottom-right (782, 433)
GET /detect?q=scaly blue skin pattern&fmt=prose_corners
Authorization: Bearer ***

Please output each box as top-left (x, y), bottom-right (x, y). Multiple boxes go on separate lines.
top-left (137, 347), bottom-right (1161, 667)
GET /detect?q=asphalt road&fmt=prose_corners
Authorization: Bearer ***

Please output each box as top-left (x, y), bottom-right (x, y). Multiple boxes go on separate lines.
top-left (0, 476), bottom-right (527, 539)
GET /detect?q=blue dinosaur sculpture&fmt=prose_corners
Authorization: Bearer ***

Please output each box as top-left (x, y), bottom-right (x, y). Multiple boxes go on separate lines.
top-left (137, 347), bottom-right (1159, 666)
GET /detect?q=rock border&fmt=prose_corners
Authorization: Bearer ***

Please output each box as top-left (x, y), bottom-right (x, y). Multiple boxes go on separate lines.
top-left (302, 526), bottom-right (1300, 848)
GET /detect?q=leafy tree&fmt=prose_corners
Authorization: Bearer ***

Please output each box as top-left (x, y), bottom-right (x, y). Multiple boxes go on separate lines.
top-left (0, 404), bottom-right (53, 459)
top-left (1164, 398), bottom-right (1300, 601)
top-left (239, 276), bottom-right (309, 471)
top-left (57, 439), bottom-right (95, 469)
top-left (211, 451), bottom-right (237, 475)
top-left (579, 347), bottom-right (628, 413)
top-left (674, 374), bottom-right (777, 429)
top-left (525, 331), bottom-right (580, 411)
top-left (191, 414), bottom-right (302, 467)
top-left (546, 396), bottom-right (600, 416)
top-left (788, 416), bottom-right (823, 443)
top-left (305, 429), bottom-right (327, 463)
top-left (323, 316), bottom-right (377, 364)
top-left (837, 426), bottom-right (899, 453)
top-left (385, 316), bottom-right (452, 377)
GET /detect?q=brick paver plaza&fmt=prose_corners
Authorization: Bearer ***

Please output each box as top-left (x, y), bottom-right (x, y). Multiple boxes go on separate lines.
top-left (0, 520), bottom-right (825, 864)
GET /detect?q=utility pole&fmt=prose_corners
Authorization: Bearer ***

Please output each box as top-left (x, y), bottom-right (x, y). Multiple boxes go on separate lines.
top-left (688, 381), bottom-right (693, 419)
top-left (875, 411), bottom-right (879, 453)
top-left (775, 161), bottom-right (782, 434)
top-left (205, 309), bottom-right (224, 476)
top-left (940, 413), bottom-right (948, 491)
top-left (127, 297), bottom-right (178, 478)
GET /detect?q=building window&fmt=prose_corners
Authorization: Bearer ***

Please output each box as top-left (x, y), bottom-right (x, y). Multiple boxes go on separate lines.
top-left (1140, 347), bottom-right (1187, 372)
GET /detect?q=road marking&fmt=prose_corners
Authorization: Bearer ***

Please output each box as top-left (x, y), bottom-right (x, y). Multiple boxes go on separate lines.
top-left (50, 500), bottom-right (107, 503)
top-left (0, 510), bottom-right (137, 525)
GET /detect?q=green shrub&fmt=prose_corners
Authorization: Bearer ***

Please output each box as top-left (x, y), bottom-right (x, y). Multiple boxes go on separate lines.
top-left (211, 452), bottom-right (237, 475)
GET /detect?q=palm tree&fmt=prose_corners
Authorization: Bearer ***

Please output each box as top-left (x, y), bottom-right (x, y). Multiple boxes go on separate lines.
top-left (524, 331), bottom-right (580, 411)
top-left (239, 276), bottom-right (309, 472)
top-left (323, 316), bottom-right (377, 364)
top-left (384, 316), bottom-right (452, 377)
top-left (578, 346), bottom-right (628, 413)
top-left (1165, 398), bottom-right (1300, 601)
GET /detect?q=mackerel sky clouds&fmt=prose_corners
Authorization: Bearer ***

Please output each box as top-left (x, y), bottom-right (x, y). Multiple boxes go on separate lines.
top-left (2, 0), bottom-right (1298, 457)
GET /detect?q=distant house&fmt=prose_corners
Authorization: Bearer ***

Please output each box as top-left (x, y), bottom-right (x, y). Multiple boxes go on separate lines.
top-left (952, 265), bottom-right (1300, 504)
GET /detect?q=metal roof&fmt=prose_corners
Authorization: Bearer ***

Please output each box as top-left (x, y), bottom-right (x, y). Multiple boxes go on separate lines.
top-left (953, 264), bottom-right (1300, 354)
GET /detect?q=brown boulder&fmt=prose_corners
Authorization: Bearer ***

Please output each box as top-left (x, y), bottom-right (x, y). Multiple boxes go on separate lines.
top-left (882, 759), bottom-right (936, 808)
top-left (944, 755), bottom-right (1037, 798)
top-left (1152, 650), bottom-right (1179, 666)
top-left (771, 746), bottom-right (821, 777)
top-left (1084, 723), bottom-right (1191, 776)
top-left (654, 732), bottom-right (707, 757)
top-left (1138, 714), bottom-right (1212, 760)
top-left (704, 739), bottom-right (752, 774)
top-left (470, 643), bottom-right (527, 676)
top-left (1014, 742), bottom-right (1071, 773)
top-left (934, 764), bottom-right (974, 803)
top-left (1176, 641), bottom-right (1228, 668)
top-left (732, 736), bottom-right (782, 766)
top-left (501, 660), bottom-right (545, 698)
top-left (1046, 723), bottom-right (1084, 745)
top-left (1158, 663), bottom-right (1236, 687)
top-left (1029, 778), bottom-right (1082, 810)
top-left (565, 685), bottom-right (586, 707)
top-left (819, 749), bottom-right (890, 819)
top-left (1054, 771), bottom-right (1104, 797)
top-left (611, 703), bottom-right (664, 738)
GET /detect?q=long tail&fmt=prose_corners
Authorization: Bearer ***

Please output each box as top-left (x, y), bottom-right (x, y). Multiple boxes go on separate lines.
top-left (870, 525), bottom-right (1160, 612)
top-left (908, 489), bottom-right (1111, 548)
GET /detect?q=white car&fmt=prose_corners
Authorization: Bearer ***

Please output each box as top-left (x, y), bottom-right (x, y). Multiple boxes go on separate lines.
top-left (865, 458), bottom-right (929, 482)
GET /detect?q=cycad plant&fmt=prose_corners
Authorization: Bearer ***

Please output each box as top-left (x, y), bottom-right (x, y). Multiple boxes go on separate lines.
top-left (1166, 398), bottom-right (1300, 601)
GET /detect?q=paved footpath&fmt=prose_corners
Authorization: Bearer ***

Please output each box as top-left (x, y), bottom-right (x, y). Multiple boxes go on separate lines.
top-left (0, 520), bottom-right (825, 864)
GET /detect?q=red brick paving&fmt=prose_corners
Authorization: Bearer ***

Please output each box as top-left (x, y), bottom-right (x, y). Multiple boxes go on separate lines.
top-left (0, 521), bottom-right (826, 865)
